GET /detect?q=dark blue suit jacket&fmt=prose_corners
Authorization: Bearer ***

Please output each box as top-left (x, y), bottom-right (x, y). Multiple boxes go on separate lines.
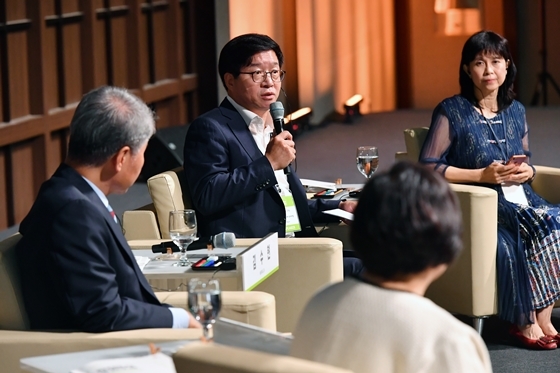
top-left (15, 164), bottom-right (173, 332)
top-left (183, 98), bottom-right (339, 238)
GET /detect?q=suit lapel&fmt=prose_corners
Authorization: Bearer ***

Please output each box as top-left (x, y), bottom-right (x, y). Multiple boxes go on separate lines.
top-left (98, 199), bottom-right (159, 302)
top-left (100, 207), bottom-right (158, 301)
top-left (219, 99), bottom-right (263, 161)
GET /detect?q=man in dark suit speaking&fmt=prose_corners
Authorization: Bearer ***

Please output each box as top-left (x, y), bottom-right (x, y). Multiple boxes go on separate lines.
top-left (183, 34), bottom-right (361, 276)
top-left (15, 86), bottom-right (199, 332)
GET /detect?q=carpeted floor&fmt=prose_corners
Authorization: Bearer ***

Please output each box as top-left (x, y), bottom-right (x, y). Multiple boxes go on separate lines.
top-left (3, 106), bottom-right (560, 371)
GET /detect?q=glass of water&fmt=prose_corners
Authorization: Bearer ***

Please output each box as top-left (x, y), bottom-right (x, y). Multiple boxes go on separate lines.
top-left (188, 278), bottom-right (221, 341)
top-left (169, 210), bottom-right (197, 267)
top-left (356, 146), bottom-right (379, 179)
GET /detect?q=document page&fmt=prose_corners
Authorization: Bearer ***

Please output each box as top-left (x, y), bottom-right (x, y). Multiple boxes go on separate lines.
top-left (322, 208), bottom-right (354, 221)
top-left (70, 352), bottom-right (176, 373)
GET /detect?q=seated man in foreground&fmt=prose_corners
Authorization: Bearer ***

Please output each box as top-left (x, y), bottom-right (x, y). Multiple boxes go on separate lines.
top-left (15, 86), bottom-right (199, 332)
top-left (291, 162), bottom-right (492, 372)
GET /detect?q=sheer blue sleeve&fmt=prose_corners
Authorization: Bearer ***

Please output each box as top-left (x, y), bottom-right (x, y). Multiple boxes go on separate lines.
top-left (419, 104), bottom-right (454, 176)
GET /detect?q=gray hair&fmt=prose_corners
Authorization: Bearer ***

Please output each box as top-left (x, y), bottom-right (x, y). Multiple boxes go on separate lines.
top-left (67, 86), bottom-right (156, 166)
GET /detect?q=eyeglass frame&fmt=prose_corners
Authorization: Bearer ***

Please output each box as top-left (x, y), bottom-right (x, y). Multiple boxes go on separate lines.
top-left (238, 69), bottom-right (286, 83)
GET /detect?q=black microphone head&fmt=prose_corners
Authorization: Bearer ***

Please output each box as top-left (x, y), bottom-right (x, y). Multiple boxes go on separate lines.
top-left (270, 101), bottom-right (284, 120)
top-left (213, 232), bottom-right (236, 249)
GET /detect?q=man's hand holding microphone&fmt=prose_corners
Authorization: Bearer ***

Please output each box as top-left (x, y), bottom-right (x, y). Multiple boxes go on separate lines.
top-left (266, 102), bottom-right (294, 173)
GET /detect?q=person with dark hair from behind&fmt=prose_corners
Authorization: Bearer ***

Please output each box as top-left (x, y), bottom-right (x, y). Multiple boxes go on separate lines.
top-left (183, 33), bottom-right (362, 276)
top-left (291, 162), bottom-right (492, 373)
top-left (420, 30), bottom-right (560, 350)
top-left (15, 86), bottom-right (200, 331)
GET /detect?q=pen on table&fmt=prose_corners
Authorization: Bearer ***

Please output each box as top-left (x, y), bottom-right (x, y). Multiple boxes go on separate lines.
top-left (332, 189), bottom-right (345, 196)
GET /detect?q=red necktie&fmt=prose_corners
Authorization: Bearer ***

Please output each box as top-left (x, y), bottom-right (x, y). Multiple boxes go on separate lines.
top-left (107, 205), bottom-right (118, 223)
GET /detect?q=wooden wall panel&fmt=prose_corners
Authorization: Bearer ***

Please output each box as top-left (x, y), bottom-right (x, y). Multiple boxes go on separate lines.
top-left (0, 150), bottom-right (8, 228)
top-left (10, 139), bottom-right (43, 222)
top-left (62, 0), bottom-right (79, 12)
top-left (81, 0), bottom-right (106, 91)
top-left (8, 31), bottom-right (30, 119)
top-left (0, 62), bottom-right (4, 121)
top-left (48, 129), bottom-right (68, 174)
top-left (43, 0), bottom-right (61, 111)
top-left (27, 1), bottom-right (49, 115)
top-left (152, 10), bottom-right (168, 82)
top-left (152, 97), bottom-right (175, 128)
top-left (0, 0), bottom-right (209, 230)
top-left (180, 0), bottom-right (194, 74)
top-left (64, 23), bottom-right (84, 104)
top-left (44, 28), bottom-right (60, 110)
top-left (6, 0), bottom-right (26, 19)
top-left (111, 15), bottom-right (129, 87)
top-left (133, 1), bottom-right (150, 86)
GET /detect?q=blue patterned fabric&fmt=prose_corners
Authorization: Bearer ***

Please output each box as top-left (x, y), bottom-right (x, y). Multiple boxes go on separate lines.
top-left (420, 95), bottom-right (560, 325)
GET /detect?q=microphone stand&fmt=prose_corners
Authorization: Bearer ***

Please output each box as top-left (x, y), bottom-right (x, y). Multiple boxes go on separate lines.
top-left (531, 0), bottom-right (560, 106)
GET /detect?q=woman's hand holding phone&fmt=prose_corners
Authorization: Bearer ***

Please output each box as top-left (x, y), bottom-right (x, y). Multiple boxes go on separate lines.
top-left (502, 155), bottom-right (534, 183)
top-left (506, 155), bottom-right (527, 166)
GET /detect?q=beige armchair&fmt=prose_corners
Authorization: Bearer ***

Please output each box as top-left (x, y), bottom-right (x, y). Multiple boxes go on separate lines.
top-left (122, 167), bottom-right (345, 333)
top-left (396, 127), bottom-right (560, 333)
top-left (0, 233), bottom-right (276, 372)
top-left (173, 342), bottom-right (354, 373)
top-left (122, 168), bottom-right (191, 240)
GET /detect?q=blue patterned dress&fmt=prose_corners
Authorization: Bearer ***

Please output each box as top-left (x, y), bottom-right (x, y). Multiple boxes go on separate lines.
top-left (420, 94), bottom-right (560, 325)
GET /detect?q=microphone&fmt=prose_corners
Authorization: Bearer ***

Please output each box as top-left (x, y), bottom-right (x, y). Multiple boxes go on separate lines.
top-left (187, 232), bottom-right (236, 251)
top-left (270, 101), bottom-right (291, 175)
top-left (151, 232), bottom-right (236, 253)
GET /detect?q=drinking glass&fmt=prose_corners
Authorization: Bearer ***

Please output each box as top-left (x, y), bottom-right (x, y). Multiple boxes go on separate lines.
top-left (188, 278), bottom-right (221, 341)
top-left (356, 146), bottom-right (379, 179)
top-left (168, 210), bottom-right (197, 267)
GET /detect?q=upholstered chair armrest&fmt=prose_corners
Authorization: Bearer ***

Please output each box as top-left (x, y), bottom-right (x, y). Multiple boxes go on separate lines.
top-left (531, 165), bottom-right (560, 204)
top-left (127, 239), bottom-right (167, 250)
top-left (156, 291), bottom-right (277, 331)
top-left (122, 210), bottom-right (161, 240)
top-left (239, 238), bottom-right (344, 333)
top-left (426, 184), bottom-right (498, 317)
top-left (0, 329), bottom-right (202, 373)
top-left (395, 151), bottom-right (411, 162)
top-left (173, 342), bottom-right (354, 373)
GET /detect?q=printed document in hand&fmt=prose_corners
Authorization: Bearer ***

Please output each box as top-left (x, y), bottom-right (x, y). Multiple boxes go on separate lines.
top-left (322, 209), bottom-right (354, 221)
top-left (70, 352), bottom-right (176, 373)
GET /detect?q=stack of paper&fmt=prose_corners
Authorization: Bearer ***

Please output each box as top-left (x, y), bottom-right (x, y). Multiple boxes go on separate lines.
top-left (299, 178), bottom-right (337, 190)
top-left (70, 352), bottom-right (176, 373)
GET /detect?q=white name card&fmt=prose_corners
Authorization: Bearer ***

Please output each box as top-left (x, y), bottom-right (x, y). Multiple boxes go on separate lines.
top-left (238, 232), bottom-right (279, 291)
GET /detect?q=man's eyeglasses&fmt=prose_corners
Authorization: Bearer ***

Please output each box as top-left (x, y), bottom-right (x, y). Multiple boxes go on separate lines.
top-left (239, 70), bottom-right (286, 83)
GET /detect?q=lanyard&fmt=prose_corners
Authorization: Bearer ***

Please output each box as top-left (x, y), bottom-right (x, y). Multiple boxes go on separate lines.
top-left (482, 114), bottom-right (508, 162)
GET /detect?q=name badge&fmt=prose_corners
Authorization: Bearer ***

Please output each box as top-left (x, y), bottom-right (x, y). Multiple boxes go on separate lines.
top-left (501, 182), bottom-right (529, 206)
top-left (281, 193), bottom-right (301, 233)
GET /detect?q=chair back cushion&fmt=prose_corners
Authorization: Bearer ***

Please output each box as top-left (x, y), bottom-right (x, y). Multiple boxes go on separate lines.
top-left (0, 233), bottom-right (30, 330)
top-left (403, 127), bottom-right (429, 161)
top-left (147, 167), bottom-right (191, 238)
